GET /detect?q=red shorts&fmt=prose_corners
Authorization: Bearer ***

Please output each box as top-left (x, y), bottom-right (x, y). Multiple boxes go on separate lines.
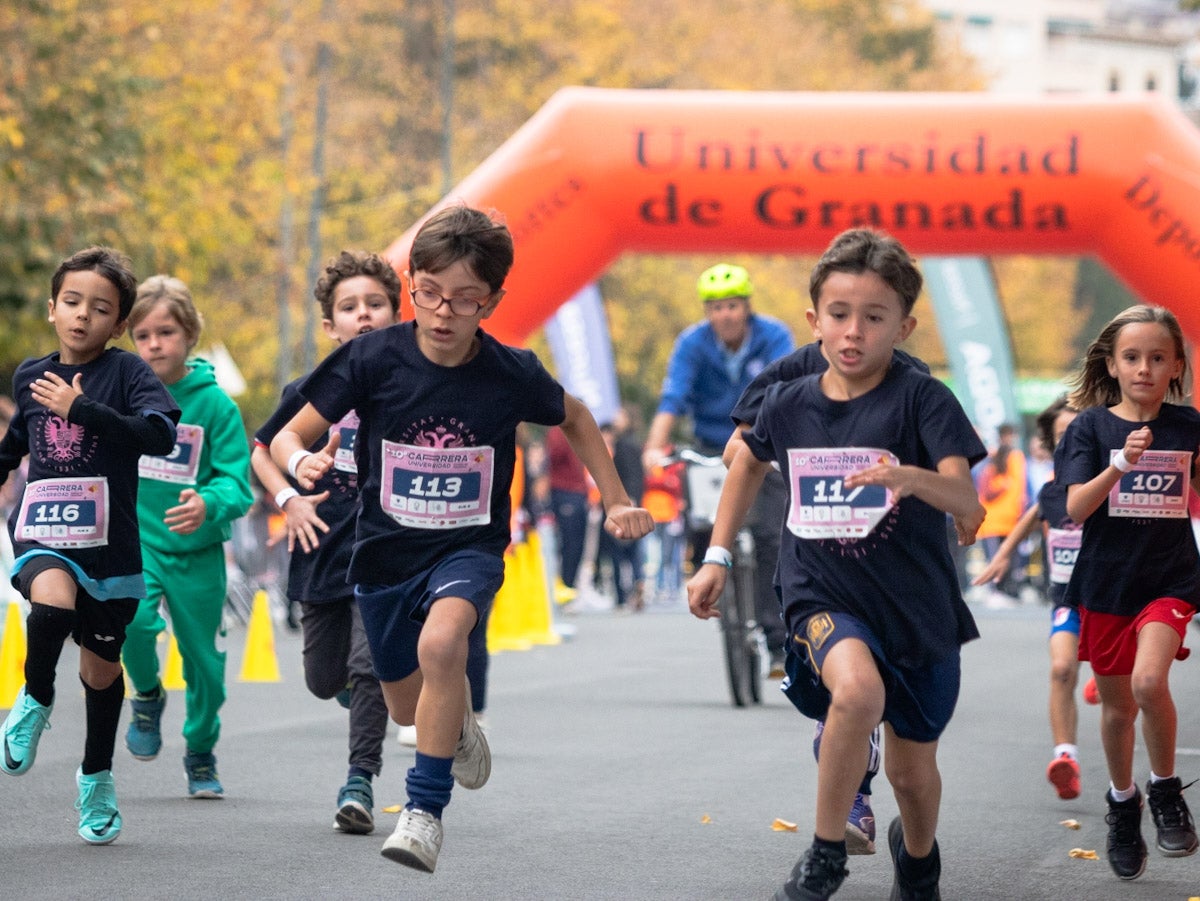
top-left (1079, 597), bottom-right (1194, 676)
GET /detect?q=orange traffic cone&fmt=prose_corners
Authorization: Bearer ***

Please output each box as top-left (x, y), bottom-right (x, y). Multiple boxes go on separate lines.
top-left (238, 590), bottom-right (281, 682)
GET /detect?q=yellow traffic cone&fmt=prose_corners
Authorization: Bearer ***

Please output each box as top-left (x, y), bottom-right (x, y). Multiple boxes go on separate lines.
top-left (0, 600), bottom-right (26, 709)
top-left (487, 549), bottom-right (533, 653)
top-left (162, 632), bottom-right (187, 690)
top-left (238, 590), bottom-right (281, 682)
top-left (517, 533), bottom-right (560, 647)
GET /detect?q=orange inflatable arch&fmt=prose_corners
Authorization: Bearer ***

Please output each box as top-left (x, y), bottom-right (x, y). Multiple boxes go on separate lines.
top-left (384, 87), bottom-right (1200, 345)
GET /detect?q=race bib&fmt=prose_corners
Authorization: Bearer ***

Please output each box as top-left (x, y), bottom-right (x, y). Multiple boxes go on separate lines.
top-left (1107, 449), bottom-right (1190, 518)
top-left (331, 411), bottom-right (359, 474)
top-left (379, 439), bottom-right (494, 529)
top-left (139, 423), bottom-right (204, 484)
top-left (16, 477), bottom-right (110, 548)
top-left (1045, 526), bottom-right (1081, 584)
top-left (786, 447), bottom-right (898, 539)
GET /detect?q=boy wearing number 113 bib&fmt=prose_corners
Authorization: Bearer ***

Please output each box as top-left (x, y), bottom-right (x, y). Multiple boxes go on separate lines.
top-left (688, 229), bottom-right (985, 901)
top-left (269, 205), bottom-right (653, 874)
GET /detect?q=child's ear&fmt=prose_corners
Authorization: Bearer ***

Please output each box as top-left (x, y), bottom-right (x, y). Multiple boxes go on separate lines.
top-left (479, 289), bottom-right (505, 320)
top-left (897, 315), bottom-right (917, 343)
top-left (110, 320), bottom-right (127, 341)
top-left (46, 298), bottom-right (55, 322)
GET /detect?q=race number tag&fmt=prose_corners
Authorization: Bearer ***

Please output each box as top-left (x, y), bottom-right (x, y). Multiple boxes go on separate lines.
top-left (379, 439), bottom-right (493, 529)
top-left (1045, 527), bottom-right (1081, 584)
top-left (786, 448), bottom-right (898, 539)
top-left (139, 423), bottom-right (204, 484)
top-left (16, 477), bottom-right (110, 548)
top-left (1107, 449), bottom-right (1191, 518)
top-left (331, 411), bottom-right (359, 474)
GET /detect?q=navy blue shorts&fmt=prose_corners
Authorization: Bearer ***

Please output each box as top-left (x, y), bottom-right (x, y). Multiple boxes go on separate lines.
top-left (354, 550), bottom-right (505, 683)
top-left (782, 610), bottom-right (961, 743)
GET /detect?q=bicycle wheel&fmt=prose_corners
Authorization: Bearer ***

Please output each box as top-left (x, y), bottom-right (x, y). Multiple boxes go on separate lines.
top-left (720, 548), bottom-right (762, 707)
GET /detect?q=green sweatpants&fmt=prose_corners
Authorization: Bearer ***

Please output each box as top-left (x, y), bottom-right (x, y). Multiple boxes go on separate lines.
top-left (122, 542), bottom-right (227, 754)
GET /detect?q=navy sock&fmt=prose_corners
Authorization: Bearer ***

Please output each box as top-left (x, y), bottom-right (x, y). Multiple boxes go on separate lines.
top-left (81, 674), bottom-right (125, 775)
top-left (348, 766), bottom-right (373, 781)
top-left (406, 751), bottom-right (454, 819)
top-left (24, 603), bottom-right (76, 707)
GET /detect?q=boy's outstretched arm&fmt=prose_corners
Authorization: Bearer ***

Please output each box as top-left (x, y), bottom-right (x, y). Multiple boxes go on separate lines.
top-left (558, 394), bottom-right (653, 541)
top-left (250, 443), bottom-right (330, 554)
top-left (843, 455), bottom-right (984, 527)
top-left (270, 402), bottom-right (338, 491)
top-left (687, 443), bottom-right (771, 620)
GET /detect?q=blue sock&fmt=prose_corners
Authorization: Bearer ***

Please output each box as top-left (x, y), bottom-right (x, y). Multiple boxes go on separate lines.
top-left (406, 751), bottom-right (454, 819)
top-left (348, 766), bottom-right (373, 781)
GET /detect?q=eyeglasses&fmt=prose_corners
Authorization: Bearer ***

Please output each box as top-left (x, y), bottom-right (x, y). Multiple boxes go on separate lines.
top-left (409, 287), bottom-right (491, 317)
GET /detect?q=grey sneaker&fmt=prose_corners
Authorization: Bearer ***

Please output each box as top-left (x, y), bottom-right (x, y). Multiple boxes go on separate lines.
top-left (451, 677), bottom-right (490, 789)
top-left (334, 775), bottom-right (375, 834)
top-left (126, 685), bottom-right (166, 760)
top-left (381, 807), bottom-right (443, 872)
top-left (183, 751), bottom-right (224, 799)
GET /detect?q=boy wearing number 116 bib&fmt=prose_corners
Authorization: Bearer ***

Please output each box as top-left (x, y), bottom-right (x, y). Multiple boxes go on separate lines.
top-left (269, 205), bottom-right (653, 874)
top-left (688, 229), bottom-right (985, 901)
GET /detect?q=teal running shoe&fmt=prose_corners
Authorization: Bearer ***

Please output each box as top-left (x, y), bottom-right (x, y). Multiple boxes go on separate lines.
top-left (76, 768), bottom-right (122, 845)
top-left (126, 685), bottom-right (166, 761)
top-left (184, 751), bottom-right (224, 798)
top-left (334, 775), bottom-right (375, 834)
top-left (1, 685), bottom-right (53, 776)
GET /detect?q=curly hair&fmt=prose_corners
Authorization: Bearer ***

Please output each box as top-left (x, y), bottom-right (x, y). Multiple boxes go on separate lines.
top-left (314, 250), bottom-right (402, 320)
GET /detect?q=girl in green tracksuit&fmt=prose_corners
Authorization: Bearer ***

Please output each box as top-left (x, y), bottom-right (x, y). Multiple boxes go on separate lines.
top-left (121, 276), bottom-right (253, 798)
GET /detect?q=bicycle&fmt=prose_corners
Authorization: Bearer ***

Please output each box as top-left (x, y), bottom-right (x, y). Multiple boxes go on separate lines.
top-left (676, 448), bottom-right (763, 708)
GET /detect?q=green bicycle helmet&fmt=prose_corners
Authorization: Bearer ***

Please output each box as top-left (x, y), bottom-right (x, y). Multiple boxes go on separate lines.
top-left (697, 263), bottom-right (752, 301)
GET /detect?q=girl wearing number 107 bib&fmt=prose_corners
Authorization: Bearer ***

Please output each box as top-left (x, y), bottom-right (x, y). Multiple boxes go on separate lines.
top-left (1057, 304), bottom-right (1200, 881)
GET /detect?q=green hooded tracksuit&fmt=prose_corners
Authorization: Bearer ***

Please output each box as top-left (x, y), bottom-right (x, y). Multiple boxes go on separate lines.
top-left (122, 359), bottom-right (253, 755)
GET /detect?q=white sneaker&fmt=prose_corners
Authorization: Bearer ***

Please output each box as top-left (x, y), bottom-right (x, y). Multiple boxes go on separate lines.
top-left (397, 724), bottom-right (417, 747)
top-left (451, 676), bottom-right (491, 789)
top-left (381, 807), bottom-right (443, 872)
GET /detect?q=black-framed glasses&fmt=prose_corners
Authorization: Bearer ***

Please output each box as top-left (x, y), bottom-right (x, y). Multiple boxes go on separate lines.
top-left (409, 287), bottom-right (490, 317)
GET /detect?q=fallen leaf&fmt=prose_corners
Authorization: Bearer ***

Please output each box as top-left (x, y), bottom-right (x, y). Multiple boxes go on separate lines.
top-left (700, 814), bottom-right (712, 824)
top-left (1068, 848), bottom-right (1098, 860)
top-left (772, 818), bottom-right (798, 832)
top-left (382, 804), bottom-right (403, 814)
top-left (1059, 819), bottom-right (1081, 830)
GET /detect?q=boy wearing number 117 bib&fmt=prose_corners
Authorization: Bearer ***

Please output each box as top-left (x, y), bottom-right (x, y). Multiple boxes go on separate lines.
top-left (269, 204), bottom-right (653, 874)
top-left (688, 229), bottom-right (985, 901)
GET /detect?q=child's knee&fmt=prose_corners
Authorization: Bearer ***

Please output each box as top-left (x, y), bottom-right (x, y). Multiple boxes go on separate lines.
top-left (1048, 656), bottom-right (1077, 686)
top-left (1130, 669), bottom-right (1172, 707)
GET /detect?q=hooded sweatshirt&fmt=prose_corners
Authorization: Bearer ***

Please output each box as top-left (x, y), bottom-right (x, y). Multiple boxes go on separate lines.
top-left (137, 358), bottom-right (253, 554)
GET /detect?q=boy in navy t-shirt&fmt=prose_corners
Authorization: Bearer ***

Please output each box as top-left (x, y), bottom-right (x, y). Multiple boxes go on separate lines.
top-left (269, 205), bottom-right (653, 873)
top-left (689, 229), bottom-right (984, 901)
top-left (0, 247), bottom-right (180, 845)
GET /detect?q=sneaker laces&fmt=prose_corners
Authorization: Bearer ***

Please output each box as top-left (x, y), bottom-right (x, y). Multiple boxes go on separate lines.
top-left (10, 703), bottom-right (51, 743)
top-left (1106, 801), bottom-right (1143, 846)
top-left (797, 846), bottom-right (849, 894)
top-left (188, 760), bottom-right (218, 783)
top-left (76, 777), bottom-right (117, 819)
top-left (403, 808), bottom-right (442, 845)
top-left (1151, 780), bottom-right (1196, 830)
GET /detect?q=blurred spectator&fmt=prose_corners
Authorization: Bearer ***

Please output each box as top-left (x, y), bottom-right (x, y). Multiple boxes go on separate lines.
top-left (976, 423), bottom-right (1029, 602)
top-left (596, 406), bottom-right (646, 612)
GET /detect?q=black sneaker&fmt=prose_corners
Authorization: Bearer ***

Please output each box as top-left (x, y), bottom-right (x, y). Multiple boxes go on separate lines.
top-left (887, 817), bottom-right (941, 901)
top-left (1146, 777), bottom-right (1199, 857)
top-left (773, 843), bottom-right (849, 901)
top-left (1105, 788), bottom-right (1148, 880)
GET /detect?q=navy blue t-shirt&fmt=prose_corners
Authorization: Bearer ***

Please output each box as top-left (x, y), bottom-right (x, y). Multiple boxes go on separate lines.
top-left (744, 363), bottom-right (985, 668)
top-left (1058, 403), bottom-right (1200, 616)
top-left (731, 342), bottom-right (930, 427)
top-left (2, 348), bottom-right (179, 581)
top-left (256, 378), bottom-right (359, 604)
top-left (1036, 476), bottom-right (1079, 607)
top-left (299, 322), bottom-right (567, 586)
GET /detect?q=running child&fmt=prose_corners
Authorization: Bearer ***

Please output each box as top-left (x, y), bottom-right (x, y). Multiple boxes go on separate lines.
top-left (251, 249), bottom-right (397, 834)
top-left (689, 228), bottom-right (985, 901)
top-left (269, 205), bottom-right (653, 873)
top-left (1057, 304), bottom-right (1200, 881)
top-left (973, 396), bottom-right (1088, 801)
top-left (0, 247), bottom-right (179, 844)
top-left (121, 275), bottom-right (254, 798)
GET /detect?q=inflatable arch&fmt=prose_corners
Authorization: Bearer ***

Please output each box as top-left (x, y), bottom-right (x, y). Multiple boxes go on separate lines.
top-left (383, 87), bottom-right (1200, 345)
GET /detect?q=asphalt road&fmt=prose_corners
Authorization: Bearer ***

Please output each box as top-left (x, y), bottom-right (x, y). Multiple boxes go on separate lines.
top-left (3, 598), bottom-right (1200, 900)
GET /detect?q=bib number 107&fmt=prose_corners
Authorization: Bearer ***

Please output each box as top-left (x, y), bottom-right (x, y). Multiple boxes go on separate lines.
top-left (1127, 472), bottom-right (1178, 494)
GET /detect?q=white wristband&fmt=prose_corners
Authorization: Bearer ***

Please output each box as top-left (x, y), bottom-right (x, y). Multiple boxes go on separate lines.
top-left (274, 487), bottom-right (300, 510)
top-left (287, 449), bottom-right (314, 479)
top-left (702, 545), bottom-right (733, 568)
top-left (1113, 451), bottom-right (1135, 473)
